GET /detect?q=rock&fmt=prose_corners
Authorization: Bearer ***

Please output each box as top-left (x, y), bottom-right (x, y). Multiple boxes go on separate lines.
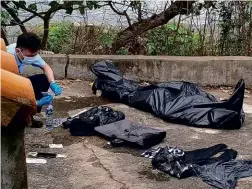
top-left (221, 89), bottom-right (229, 93)
top-left (64, 100), bottom-right (72, 102)
top-left (243, 104), bottom-right (252, 114)
top-left (141, 82), bottom-right (150, 86)
top-left (96, 90), bottom-right (102, 97)
top-left (245, 89), bottom-right (251, 94)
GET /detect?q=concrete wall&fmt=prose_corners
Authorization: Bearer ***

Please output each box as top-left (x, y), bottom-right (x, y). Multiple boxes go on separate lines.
top-left (23, 55), bottom-right (252, 87)
top-left (23, 54), bottom-right (67, 79)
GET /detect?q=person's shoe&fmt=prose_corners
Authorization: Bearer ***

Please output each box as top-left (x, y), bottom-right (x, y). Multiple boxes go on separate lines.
top-left (30, 118), bottom-right (43, 128)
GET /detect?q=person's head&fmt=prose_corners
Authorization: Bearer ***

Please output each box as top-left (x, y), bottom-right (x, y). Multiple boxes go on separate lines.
top-left (16, 32), bottom-right (41, 60)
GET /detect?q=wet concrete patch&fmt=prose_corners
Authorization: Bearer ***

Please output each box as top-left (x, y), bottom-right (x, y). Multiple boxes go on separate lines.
top-left (138, 169), bottom-right (170, 182)
top-left (105, 146), bottom-right (142, 157)
top-left (53, 96), bottom-right (110, 112)
top-left (91, 161), bottom-right (103, 168)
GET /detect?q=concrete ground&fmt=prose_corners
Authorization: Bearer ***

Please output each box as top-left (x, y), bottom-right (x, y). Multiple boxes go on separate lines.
top-left (25, 80), bottom-right (252, 189)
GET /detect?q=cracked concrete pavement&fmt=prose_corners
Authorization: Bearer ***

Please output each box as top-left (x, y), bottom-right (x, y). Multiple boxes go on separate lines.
top-left (25, 80), bottom-right (252, 189)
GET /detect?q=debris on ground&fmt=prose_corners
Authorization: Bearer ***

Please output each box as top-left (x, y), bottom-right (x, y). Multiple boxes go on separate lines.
top-left (26, 158), bottom-right (47, 164)
top-left (56, 79), bottom-right (75, 89)
top-left (149, 144), bottom-right (252, 189)
top-left (63, 106), bottom-right (125, 136)
top-left (89, 82), bottom-right (94, 87)
top-left (95, 119), bottom-right (166, 148)
top-left (64, 99), bottom-right (73, 102)
top-left (96, 90), bottom-right (102, 97)
top-left (49, 144), bottom-right (63, 149)
top-left (140, 82), bottom-right (150, 86)
top-left (28, 152), bottom-right (67, 159)
top-left (221, 89), bottom-right (230, 93)
top-left (245, 89), bottom-right (251, 94)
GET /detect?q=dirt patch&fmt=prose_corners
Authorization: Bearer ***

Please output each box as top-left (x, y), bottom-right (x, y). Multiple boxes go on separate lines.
top-left (51, 127), bottom-right (84, 146)
top-left (53, 96), bottom-right (110, 112)
top-left (138, 169), bottom-right (170, 182)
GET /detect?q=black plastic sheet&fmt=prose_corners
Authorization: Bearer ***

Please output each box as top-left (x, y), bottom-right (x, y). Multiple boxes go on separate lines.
top-left (151, 144), bottom-right (252, 189)
top-left (63, 106), bottom-right (125, 136)
top-left (152, 144), bottom-right (237, 179)
top-left (95, 119), bottom-right (166, 148)
top-left (193, 160), bottom-right (252, 189)
top-left (91, 61), bottom-right (245, 129)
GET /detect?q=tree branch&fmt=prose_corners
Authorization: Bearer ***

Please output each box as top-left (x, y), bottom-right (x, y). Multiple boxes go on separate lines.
top-left (12, 1), bottom-right (44, 19)
top-left (2, 14), bottom-right (37, 26)
top-left (1, 1), bottom-right (27, 33)
top-left (111, 0), bottom-right (196, 53)
top-left (108, 1), bottom-right (125, 16)
top-left (108, 1), bottom-right (132, 28)
top-left (1, 27), bottom-right (9, 45)
top-left (124, 10), bottom-right (132, 28)
top-left (137, 2), bottom-right (142, 21)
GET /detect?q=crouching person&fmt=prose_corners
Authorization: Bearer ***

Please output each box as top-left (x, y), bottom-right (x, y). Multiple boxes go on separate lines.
top-left (7, 32), bottom-right (62, 128)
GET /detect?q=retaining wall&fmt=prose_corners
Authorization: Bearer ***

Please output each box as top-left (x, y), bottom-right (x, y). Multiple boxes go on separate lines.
top-left (23, 55), bottom-right (252, 87)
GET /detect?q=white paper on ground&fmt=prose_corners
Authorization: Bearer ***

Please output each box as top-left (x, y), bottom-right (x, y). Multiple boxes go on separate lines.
top-left (243, 104), bottom-right (252, 114)
top-left (26, 158), bottom-right (47, 164)
top-left (27, 152), bottom-right (38, 157)
top-left (56, 154), bottom-right (67, 158)
top-left (49, 144), bottom-right (63, 148)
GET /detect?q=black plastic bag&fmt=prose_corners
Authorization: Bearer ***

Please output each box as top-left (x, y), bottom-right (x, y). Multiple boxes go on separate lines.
top-left (91, 61), bottom-right (245, 129)
top-left (151, 146), bottom-right (192, 178)
top-left (151, 144), bottom-right (252, 188)
top-left (152, 144), bottom-right (237, 179)
top-left (63, 106), bottom-right (125, 136)
top-left (95, 119), bottom-right (166, 148)
top-left (193, 160), bottom-right (252, 189)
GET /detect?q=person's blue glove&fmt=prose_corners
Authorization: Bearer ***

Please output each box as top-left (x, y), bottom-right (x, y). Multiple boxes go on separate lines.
top-left (36, 94), bottom-right (53, 107)
top-left (50, 82), bottom-right (62, 96)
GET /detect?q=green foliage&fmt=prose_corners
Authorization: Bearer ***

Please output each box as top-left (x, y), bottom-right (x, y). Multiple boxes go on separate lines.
top-left (28, 3), bottom-right (37, 11)
top-left (99, 34), bottom-right (113, 48)
top-left (98, 28), bottom-right (118, 49)
top-left (116, 48), bottom-right (129, 55)
top-left (0, 10), bottom-right (10, 25)
top-left (147, 24), bottom-right (200, 56)
top-left (218, 1), bottom-right (251, 55)
top-left (46, 22), bottom-right (73, 53)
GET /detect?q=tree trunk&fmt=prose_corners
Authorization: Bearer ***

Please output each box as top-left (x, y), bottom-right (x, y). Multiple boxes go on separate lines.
top-left (1, 27), bottom-right (9, 45)
top-left (1, 1), bottom-right (27, 34)
top-left (247, 7), bottom-right (252, 56)
top-left (111, 1), bottom-right (195, 53)
top-left (41, 18), bottom-right (50, 50)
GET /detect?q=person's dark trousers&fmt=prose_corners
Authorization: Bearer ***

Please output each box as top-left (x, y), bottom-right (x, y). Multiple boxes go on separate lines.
top-left (27, 74), bottom-right (50, 113)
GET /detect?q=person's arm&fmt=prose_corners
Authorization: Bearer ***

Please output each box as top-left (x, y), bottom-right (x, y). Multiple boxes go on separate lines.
top-left (42, 63), bottom-right (62, 96)
top-left (43, 63), bottom-right (55, 83)
top-left (32, 55), bottom-right (54, 82)
top-left (32, 55), bottom-right (62, 96)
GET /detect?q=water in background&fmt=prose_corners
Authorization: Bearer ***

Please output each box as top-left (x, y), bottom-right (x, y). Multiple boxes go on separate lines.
top-left (6, 1), bottom-right (207, 43)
